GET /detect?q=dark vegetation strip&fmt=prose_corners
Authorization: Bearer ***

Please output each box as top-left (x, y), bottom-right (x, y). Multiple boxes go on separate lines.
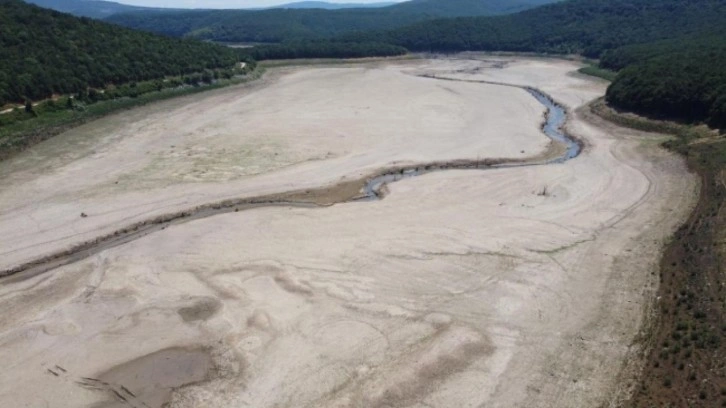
top-left (358, 0), bottom-right (726, 58)
top-left (604, 36), bottom-right (726, 130)
top-left (0, 0), bottom-right (264, 161)
top-left (0, 0), bottom-right (242, 106)
top-left (591, 101), bottom-right (726, 407)
top-left (0, 67), bottom-right (261, 161)
top-left (229, 0), bottom-right (726, 131)
top-left (577, 65), bottom-right (617, 82)
top-left (238, 41), bottom-right (407, 61)
top-left (104, 0), bottom-right (560, 44)
top-left (339, 0), bottom-right (726, 131)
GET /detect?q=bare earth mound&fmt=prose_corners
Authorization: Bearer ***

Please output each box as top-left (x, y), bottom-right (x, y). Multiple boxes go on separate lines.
top-left (0, 58), bottom-right (697, 407)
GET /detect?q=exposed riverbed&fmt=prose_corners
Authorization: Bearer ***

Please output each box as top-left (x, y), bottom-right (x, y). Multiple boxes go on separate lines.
top-left (0, 58), bottom-right (696, 408)
top-left (1, 83), bottom-right (575, 281)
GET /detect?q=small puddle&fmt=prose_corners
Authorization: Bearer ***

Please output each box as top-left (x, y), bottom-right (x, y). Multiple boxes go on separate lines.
top-left (88, 347), bottom-right (214, 408)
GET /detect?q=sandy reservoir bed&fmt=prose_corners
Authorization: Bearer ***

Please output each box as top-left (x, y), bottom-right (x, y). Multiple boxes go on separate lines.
top-left (0, 58), bottom-right (696, 407)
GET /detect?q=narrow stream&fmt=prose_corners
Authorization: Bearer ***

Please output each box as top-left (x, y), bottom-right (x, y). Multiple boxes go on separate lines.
top-left (362, 86), bottom-right (579, 199)
top-left (1, 84), bottom-right (581, 281)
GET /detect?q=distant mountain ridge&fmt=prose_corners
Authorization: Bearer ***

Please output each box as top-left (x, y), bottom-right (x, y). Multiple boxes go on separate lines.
top-left (24, 0), bottom-right (154, 18)
top-left (388, 0), bottom-right (557, 16)
top-left (22, 0), bottom-right (399, 18)
top-left (267, 1), bottom-right (398, 9)
top-left (105, 0), bottom-right (563, 43)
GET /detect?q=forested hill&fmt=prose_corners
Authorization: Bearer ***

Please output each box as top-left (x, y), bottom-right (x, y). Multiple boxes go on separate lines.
top-left (267, 1), bottom-right (397, 9)
top-left (24, 0), bottom-right (153, 19)
top-left (367, 0), bottom-right (726, 58)
top-left (349, 0), bottom-right (726, 129)
top-left (604, 33), bottom-right (726, 129)
top-left (0, 0), bottom-right (239, 106)
top-left (387, 0), bottom-right (559, 17)
top-left (23, 0), bottom-right (395, 18)
top-left (105, 0), bottom-right (562, 43)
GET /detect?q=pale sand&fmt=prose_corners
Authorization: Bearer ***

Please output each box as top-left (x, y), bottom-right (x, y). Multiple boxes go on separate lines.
top-left (0, 58), bottom-right (697, 407)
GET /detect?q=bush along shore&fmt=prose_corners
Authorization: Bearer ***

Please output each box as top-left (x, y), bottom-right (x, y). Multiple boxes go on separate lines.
top-left (0, 62), bottom-right (258, 161)
top-left (591, 100), bottom-right (726, 407)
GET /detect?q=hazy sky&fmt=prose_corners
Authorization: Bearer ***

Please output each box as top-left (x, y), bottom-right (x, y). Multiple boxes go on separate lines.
top-left (114, 0), bottom-right (404, 9)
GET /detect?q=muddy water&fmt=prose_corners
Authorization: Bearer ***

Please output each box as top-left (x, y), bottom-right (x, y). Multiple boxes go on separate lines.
top-left (86, 348), bottom-right (214, 408)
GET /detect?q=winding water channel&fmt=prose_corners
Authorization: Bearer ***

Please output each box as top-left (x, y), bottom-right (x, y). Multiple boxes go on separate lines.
top-left (362, 85), bottom-right (579, 199)
top-left (1, 83), bottom-right (580, 281)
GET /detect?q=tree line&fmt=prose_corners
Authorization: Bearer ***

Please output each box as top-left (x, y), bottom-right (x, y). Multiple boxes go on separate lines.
top-left (604, 34), bottom-right (726, 129)
top-left (5, 0), bottom-right (725, 131)
top-left (350, 0), bottom-right (726, 58)
top-left (0, 0), bottom-right (241, 106)
top-left (335, 0), bottom-right (726, 129)
top-left (104, 0), bottom-right (560, 44)
top-left (239, 41), bottom-right (406, 60)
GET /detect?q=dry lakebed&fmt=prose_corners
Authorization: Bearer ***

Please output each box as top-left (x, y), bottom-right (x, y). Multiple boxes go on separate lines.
top-left (0, 57), bottom-right (697, 407)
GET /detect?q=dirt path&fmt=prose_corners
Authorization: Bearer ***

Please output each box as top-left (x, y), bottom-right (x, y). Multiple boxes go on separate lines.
top-left (0, 57), bottom-right (697, 408)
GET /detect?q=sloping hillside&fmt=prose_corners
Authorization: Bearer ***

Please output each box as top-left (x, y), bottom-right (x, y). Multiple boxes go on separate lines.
top-left (24, 0), bottom-right (152, 18)
top-left (388, 0), bottom-right (558, 16)
top-left (604, 33), bottom-right (726, 129)
top-left (24, 0), bottom-right (397, 17)
top-left (0, 0), bottom-right (238, 105)
top-left (268, 1), bottom-right (397, 9)
top-left (353, 0), bottom-right (726, 129)
top-left (105, 0), bottom-right (562, 43)
top-left (373, 0), bottom-right (726, 57)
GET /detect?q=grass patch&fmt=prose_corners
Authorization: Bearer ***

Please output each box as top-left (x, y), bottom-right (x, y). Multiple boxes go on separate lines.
top-left (593, 99), bottom-right (726, 408)
top-left (578, 65), bottom-right (618, 82)
top-left (590, 98), bottom-right (702, 136)
top-left (0, 68), bottom-right (264, 162)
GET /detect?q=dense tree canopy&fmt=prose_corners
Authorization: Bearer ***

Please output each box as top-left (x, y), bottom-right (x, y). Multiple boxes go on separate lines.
top-left (360, 0), bottom-right (726, 58)
top-left (378, 0), bottom-right (560, 17)
top-left (6, 0), bottom-right (726, 131)
top-left (0, 0), bottom-right (240, 106)
top-left (605, 35), bottom-right (726, 129)
top-left (24, 0), bottom-right (151, 19)
top-left (346, 0), bottom-right (726, 129)
top-left (105, 0), bottom-right (561, 44)
top-left (240, 41), bottom-right (407, 60)
top-left (599, 32), bottom-right (726, 71)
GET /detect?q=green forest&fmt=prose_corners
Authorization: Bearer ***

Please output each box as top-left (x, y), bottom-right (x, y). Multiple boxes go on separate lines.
top-left (360, 0), bottom-right (726, 57)
top-left (25, 0), bottom-right (151, 19)
top-left (0, 0), bottom-right (241, 106)
top-left (604, 34), bottom-right (726, 129)
top-left (239, 40), bottom-right (407, 60)
top-left (105, 0), bottom-right (559, 44)
top-left (225, 0), bottom-right (723, 129)
top-left (339, 0), bottom-right (726, 129)
top-left (4, 0), bottom-right (726, 131)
